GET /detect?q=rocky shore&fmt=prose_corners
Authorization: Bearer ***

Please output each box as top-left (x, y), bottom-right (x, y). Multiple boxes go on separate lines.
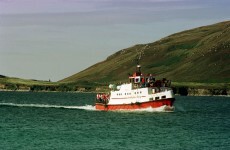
top-left (172, 87), bottom-right (229, 96)
top-left (0, 83), bottom-right (229, 96)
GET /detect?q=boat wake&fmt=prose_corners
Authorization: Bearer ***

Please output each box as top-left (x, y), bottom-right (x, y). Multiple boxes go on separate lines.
top-left (0, 102), bottom-right (96, 111)
top-left (112, 105), bottom-right (175, 113)
top-left (0, 103), bottom-right (174, 113)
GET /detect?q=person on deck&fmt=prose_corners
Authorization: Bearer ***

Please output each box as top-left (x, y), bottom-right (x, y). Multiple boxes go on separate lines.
top-left (141, 78), bottom-right (145, 88)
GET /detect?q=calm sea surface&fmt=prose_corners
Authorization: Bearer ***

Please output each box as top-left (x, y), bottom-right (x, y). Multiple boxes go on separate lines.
top-left (0, 91), bottom-right (229, 150)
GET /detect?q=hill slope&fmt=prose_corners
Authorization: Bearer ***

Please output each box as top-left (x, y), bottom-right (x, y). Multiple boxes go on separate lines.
top-left (61, 21), bottom-right (230, 84)
top-left (0, 75), bottom-right (58, 91)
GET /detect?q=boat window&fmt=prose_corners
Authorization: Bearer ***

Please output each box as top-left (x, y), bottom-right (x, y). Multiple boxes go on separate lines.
top-left (155, 97), bottom-right (159, 100)
top-left (162, 96), bottom-right (166, 99)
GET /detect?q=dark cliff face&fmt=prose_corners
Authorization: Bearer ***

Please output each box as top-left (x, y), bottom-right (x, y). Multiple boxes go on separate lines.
top-left (187, 88), bottom-right (229, 96)
top-left (172, 87), bottom-right (229, 96)
top-left (61, 21), bottom-right (230, 84)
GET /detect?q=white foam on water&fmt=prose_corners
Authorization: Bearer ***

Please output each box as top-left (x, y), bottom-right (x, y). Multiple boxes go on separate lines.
top-left (112, 105), bottom-right (175, 113)
top-left (63, 105), bottom-right (96, 111)
top-left (0, 102), bottom-right (96, 111)
top-left (0, 103), bottom-right (174, 113)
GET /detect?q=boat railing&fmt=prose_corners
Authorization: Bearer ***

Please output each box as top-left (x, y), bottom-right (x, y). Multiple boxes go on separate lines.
top-left (152, 87), bottom-right (172, 94)
top-left (96, 93), bottom-right (110, 104)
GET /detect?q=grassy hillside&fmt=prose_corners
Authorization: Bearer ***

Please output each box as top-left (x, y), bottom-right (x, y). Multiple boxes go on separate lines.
top-left (0, 75), bottom-right (58, 91)
top-left (2, 21), bottom-right (229, 93)
top-left (61, 21), bottom-right (230, 85)
top-left (0, 76), bottom-right (56, 86)
top-left (0, 75), bottom-right (102, 92)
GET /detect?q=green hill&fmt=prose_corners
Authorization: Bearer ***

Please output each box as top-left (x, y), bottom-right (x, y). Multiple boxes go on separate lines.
top-left (0, 75), bottom-right (99, 92)
top-left (61, 21), bottom-right (230, 85)
top-left (0, 75), bottom-right (58, 91)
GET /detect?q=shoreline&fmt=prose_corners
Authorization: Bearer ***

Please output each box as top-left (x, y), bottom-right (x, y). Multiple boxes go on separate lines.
top-left (0, 88), bottom-right (229, 96)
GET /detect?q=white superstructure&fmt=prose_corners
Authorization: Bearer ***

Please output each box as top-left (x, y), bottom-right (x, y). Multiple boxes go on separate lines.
top-left (109, 83), bottom-right (174, 105)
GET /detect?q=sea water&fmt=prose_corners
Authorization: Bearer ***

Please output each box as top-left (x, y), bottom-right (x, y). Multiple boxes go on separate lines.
top-left (0, 91), bottom-right (229, 150)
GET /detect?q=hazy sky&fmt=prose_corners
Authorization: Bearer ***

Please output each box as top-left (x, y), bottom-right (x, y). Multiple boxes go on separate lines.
top-left (0, 0), bottom-right (229, 81)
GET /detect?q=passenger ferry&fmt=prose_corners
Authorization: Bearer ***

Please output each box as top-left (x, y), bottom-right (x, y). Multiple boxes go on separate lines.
top-left (95, 65), bottom-right (175, 111)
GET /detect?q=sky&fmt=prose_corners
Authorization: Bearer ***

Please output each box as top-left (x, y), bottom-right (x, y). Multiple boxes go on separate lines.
top-left (0, 0), bottom-right (230, 81)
